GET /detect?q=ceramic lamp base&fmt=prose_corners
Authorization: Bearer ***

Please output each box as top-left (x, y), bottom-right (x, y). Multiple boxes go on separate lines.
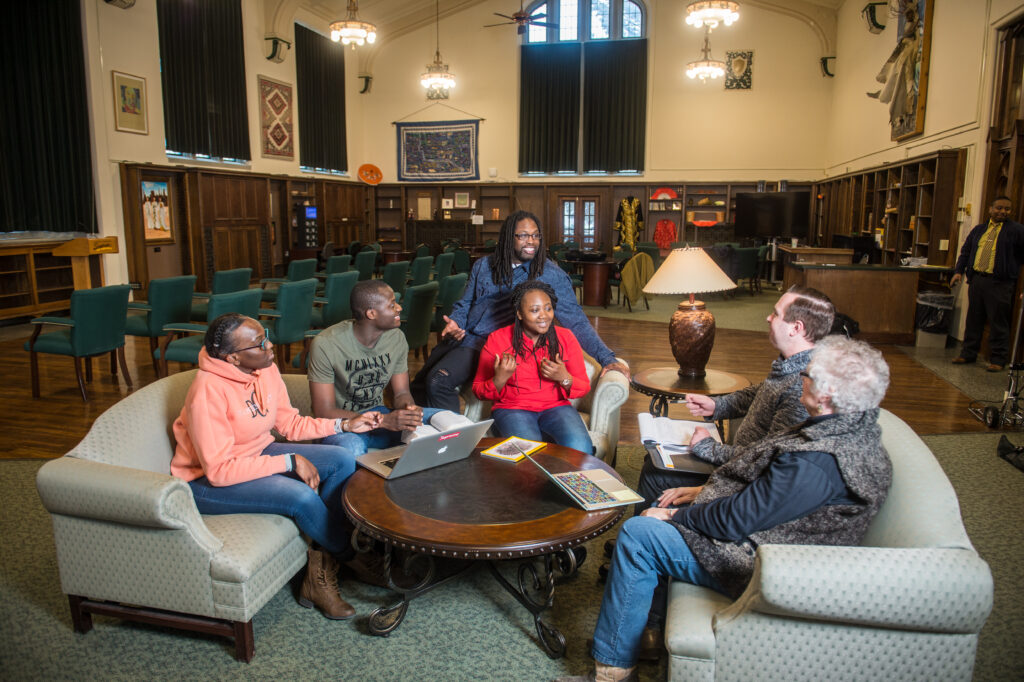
top-left (670, 300), bottom-right (716, 377)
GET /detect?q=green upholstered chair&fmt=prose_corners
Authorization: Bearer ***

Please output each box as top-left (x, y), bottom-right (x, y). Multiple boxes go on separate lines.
top-left (157, 289), bottom-right (263, 376)
top-left (259, 258), bottom-right (316, 303)
top-left (25, 284), bottom-right (132, 402)
top-left (321, 254), bottom-right (352, 276)
top-left (557, 255), bottom-right (583, 301)
top-left (261, 279), bottom-right (317, 371)
top-left (482, 238), bottom-right (497, 253)
top-left (311, 271), bottom-right (358, 329)
top-left (620, 252), bottom-right (654, 312)
top-left (400, 281), bottom-right (439, 359)
top-left (451, 248), bottom-right (472, 275)
top-left (432, 252), bottom-right (455, 281)
top-left (125, 275), bottom-right (197, 374)
top-left (190, 267), bottom-right (251, 321)
top-left (381, 260), bottom-right (410, 301)
top-left (548, 243), bottom-right (568, 260)
top-left (353, 250), bottom-right (376, 281)
top-left (414, 243), bottom-right (431, 259)
top-left (430, 272), bottom-right (468, 344)
top-left (563, 240), bottom-right (581, 250)
top-left (637, 244), bottom-right (661, 270)
top-left (408, 256), bottom-right (433, 287)
top-left (732, 246), bottom-right (761, 295)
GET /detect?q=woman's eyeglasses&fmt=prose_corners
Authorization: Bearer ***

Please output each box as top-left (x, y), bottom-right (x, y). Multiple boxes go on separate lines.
top-left (234, 330), bottom-right (270, 353)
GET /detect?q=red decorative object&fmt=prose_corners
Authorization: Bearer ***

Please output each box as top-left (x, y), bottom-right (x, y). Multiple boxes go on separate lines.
top-left (357, 163), bottom-right (383, 185)
top-left (654, 219), bottom-right (676, 250)
top-left (650, 187), bottom-right (678, 200)
top-left (692, 219), bottom-right (717, 227)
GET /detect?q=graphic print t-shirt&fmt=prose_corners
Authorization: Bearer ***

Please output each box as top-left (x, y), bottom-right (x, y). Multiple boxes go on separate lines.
top-left (307, 320), bottom-right (409, 412)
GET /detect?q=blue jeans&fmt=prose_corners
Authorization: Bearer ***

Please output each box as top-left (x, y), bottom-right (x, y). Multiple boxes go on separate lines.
top-left (491, 404), bottom-right (594, 455)
top-left (592, 516), bottom-right (727, 668)
top-left (187, 442), bottom-right (356, 558)
top-left (320, 405), bottom-right (443, 455)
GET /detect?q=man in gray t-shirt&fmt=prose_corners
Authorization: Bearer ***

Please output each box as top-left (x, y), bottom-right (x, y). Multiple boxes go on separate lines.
top-left (309, 281), bottom-right (437, 455)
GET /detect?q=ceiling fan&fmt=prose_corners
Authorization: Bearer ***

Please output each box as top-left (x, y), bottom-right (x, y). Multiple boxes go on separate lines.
top-left (484, 1), bottom-right (558, 35)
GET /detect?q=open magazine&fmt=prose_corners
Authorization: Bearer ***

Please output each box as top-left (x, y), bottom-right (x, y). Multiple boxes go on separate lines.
top-left (636, 413), bottom-right (721, 474)
top-left (400, 410), bottom-right (476, 444)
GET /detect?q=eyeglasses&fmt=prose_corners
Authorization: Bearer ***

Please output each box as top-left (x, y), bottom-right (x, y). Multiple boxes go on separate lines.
top-left (234, 330), bottom-right (270, 353)
top-left (514, 232), bottom-right (541, 242)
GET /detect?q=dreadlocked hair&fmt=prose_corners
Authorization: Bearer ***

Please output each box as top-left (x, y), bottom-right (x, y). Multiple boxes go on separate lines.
top-left (490, 210), bottom-right (546, 286)
top-left (205, 313), bottom-right (250, 359)
top-left (510, 280), bottom-right (561, 361)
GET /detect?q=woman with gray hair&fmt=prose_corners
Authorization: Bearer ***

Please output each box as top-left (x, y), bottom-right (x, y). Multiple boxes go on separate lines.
top-left (567, 336), bottom-right (893, 682)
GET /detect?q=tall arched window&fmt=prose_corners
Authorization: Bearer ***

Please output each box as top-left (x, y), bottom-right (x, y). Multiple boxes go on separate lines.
top-left (519, 1), bottom-right (647, 174)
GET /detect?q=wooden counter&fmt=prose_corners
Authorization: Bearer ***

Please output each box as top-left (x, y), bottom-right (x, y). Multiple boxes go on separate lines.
top-left (786, 263), bottom-right (953, 344)
top-left (778, 246), bottom-right (854, 290)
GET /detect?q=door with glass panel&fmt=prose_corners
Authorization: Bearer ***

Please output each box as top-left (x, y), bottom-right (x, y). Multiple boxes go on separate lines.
top-left (558, 196), bottom-right (599, 249)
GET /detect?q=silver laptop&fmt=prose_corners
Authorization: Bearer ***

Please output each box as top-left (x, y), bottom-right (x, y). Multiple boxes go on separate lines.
top-left (356, 419), bottom-right (493, 479)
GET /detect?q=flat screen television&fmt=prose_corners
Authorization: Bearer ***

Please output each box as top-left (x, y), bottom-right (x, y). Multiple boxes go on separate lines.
top-left (733, 191), bottom-right (811, 240)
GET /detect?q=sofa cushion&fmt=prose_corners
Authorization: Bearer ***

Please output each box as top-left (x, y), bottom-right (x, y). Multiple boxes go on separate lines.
top-left (666, 581), bottom-right (733, 662)
top-left (206, 513), bottom-right (302, 583)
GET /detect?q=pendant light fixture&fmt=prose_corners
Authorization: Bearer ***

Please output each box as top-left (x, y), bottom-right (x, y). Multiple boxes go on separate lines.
top-left (421, 0), bottom-right (456, 99)
top-left (686, 27), bottom-right (726, 81)
top-left (330, 0), bottom-right (377, 48)
top-left (684, 1), bottom-right (740, 30)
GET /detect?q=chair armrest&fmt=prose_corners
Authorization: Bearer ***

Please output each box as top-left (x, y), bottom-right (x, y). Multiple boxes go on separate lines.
top-left (192, 292), bottom-right (211, 300)
top-left (726, 544), bottom-right (993, 634)
top-left (313, 297), bottom-right (328, 305)
top-left (579, 367), bottom-right (629, 437)
top-left (304, 329), bottom-right (321, 339)
top-left (127, 302), bottom-right (152, 311)
top-left (161, 323), bottom-right (208, 334)
top-left (259, 310), bottom-right (282, 319)
top-left (31, 316), bottom-right (74, 327)
top-left (35, 457), bottom-right (223, 553)
top-left (260, 277), bottom-right (287, 287)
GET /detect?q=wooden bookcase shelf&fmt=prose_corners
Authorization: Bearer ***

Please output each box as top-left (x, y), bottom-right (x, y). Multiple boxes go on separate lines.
top-left (0, 243), bottom-right (75, 320)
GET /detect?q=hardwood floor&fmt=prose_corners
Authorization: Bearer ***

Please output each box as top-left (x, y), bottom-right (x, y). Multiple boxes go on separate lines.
top-left (1, 316), bottom-right (986, 460)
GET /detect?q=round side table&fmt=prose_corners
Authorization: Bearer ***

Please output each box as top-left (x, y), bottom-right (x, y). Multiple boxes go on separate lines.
top-left (630, 366), bottom-right (751, 417)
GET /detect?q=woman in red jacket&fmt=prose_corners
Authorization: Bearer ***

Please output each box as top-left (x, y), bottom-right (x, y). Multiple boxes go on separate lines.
top-left (172, 313), bottom-right (374, 621)
top-left (473, 281), bottom-right (593, 454)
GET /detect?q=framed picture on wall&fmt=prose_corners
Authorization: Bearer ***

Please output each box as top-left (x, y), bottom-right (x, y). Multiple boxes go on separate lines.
top-left (441, 198), bottom-right (454, 209)
top-left (112, 71), bottom-right (148, 135)
top-left (141, 178), bottom-right (174, 244)
top-left (454, 192), bottom-right (470, 209)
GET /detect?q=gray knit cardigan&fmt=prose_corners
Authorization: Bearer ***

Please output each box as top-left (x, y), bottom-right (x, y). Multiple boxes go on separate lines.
top-left (674, 409), bottom-right (892, 597)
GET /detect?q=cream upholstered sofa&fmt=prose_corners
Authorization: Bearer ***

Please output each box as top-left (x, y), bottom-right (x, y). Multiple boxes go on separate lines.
top-left (664, 408), bottom-right (994, 681)
top-left (460, 354), bottom-right (629, 463)
top-left (36, 370), bottom-right (309, 661)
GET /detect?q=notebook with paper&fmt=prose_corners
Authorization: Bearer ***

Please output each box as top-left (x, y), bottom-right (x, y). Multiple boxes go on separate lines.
top-left (356, 418), bottom-right (493, 479)
top-left (637, 413), bottom-right (721, 474)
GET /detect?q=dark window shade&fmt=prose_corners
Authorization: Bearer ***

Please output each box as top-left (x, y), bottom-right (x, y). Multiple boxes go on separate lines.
top-left (0, 0), bottom-right (95, 232)
top-left (519, 43), bottom-right (582, 173)
top-left (295, 24), bottom-right (347, 172)
top-left (157, 0), bottom-right (249, 160)
top-left (583, 39), bottom-right (647, 172)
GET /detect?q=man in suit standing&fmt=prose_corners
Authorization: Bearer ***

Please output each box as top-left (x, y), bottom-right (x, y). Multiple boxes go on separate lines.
top-left (952, 196), bottom-right (1024, 371)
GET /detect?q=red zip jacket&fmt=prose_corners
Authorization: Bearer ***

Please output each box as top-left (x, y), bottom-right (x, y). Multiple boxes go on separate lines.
top-left (473, 325), bottom-right (590, 412)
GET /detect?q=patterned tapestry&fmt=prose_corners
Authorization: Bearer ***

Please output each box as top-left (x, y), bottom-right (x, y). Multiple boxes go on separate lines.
top-left (725, 51), bottom-right (753, 90)
top-left (396, 120), bottom-right (479, 182)
top-left (258, 75), bottom-right (293, 159)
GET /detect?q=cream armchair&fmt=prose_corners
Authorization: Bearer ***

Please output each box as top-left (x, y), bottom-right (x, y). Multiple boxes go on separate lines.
top-left (664, 408), bottom-right (994, 681)
top-left (35, 370), bottom-right (309, 661)
top-left (461, 354), bottom-right (629, 463)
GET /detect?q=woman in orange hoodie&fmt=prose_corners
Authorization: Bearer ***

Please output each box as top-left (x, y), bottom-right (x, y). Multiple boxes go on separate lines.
top-left (172, 313), bottom-right (373, 621)
top-left (473, 281), bottom-right (593, 454)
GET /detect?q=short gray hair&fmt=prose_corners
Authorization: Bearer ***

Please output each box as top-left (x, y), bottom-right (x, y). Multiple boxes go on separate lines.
top-left (806, 335), bottom-right (890, 413)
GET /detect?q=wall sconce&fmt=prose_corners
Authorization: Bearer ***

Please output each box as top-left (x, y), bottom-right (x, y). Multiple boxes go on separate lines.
top-left (861, 2), bottom-right (887, 33)
top-left (265, 36), bottom-right (291, 63)
top-left (820, 56), bottom-right (835, 78)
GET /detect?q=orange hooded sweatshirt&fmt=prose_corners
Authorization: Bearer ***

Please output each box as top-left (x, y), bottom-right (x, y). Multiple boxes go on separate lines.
top-left (171, 348), bottom-right (338, 486)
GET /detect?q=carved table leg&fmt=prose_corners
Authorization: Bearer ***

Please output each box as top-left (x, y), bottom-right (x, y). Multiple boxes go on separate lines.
top-left (487, 553), bottom-right (567, 659)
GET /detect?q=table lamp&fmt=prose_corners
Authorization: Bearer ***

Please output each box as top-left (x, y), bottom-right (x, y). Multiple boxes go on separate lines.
top-left (642, 247), bottom-right (737, 377)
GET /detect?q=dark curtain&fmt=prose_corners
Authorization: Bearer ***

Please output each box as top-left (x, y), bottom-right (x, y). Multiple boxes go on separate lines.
top-left (519, 43), bottom-right (582, 173)
top-left (295, 24), bottom-right (347, 172)
top-left (583, 39), bottom-right (647, 172)
top-left (0, 1), bottom-right (95, 232)
top-left (157, 0), bottom-right (249, 159)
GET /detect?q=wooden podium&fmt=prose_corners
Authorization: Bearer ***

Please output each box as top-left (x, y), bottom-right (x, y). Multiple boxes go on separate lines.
top-left (53, 236), bottom-right (119, 290)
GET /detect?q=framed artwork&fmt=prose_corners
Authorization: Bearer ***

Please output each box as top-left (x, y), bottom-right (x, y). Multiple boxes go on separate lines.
top-left (454, 192), bottom-right (470, 209)
top-left (140, 178), bottom-right (174, 244)
top-left (258, 75), bottom-right (294, 159)
top-left (396, 120), bottom-right (480, 181)
top-left (724, 51), bottom-right (753, 90)
top-left (870, 0), bottom-right (933, 141)
top-left (112, 71), bottom-right (148, 134)
top-left (441, 198), bottom-right (454, 209)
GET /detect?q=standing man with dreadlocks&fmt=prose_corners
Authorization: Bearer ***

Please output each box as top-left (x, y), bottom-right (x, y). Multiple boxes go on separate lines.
top-left (415, 210), bottom-right (629, 412)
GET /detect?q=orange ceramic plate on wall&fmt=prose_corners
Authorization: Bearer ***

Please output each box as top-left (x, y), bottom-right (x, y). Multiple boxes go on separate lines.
top-left (358, 164), bottom-right (383, 185)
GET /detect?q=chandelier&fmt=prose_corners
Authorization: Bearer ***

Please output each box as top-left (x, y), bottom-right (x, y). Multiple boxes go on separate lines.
top-left (685, 1), bottom-right (740, 30)
top-left (330, 0), bottom-right (377, 47)
top-left (686, 29), bottom-right (726, 81)
top-left (421, 0), bottom-right (456, 98)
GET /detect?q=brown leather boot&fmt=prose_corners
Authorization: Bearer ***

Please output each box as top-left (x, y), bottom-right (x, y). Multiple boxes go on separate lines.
top-left (298, 548), bottom-right (355, 620)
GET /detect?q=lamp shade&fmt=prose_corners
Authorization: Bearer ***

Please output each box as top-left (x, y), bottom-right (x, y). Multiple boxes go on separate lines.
top-left (643, 247), bottom-right (736, 295)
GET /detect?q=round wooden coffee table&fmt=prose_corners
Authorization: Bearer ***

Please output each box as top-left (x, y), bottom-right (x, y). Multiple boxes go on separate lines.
top-left (343, 440), bottom-right (625, 657)
top-left (631, 366), bottom-right (751, 417)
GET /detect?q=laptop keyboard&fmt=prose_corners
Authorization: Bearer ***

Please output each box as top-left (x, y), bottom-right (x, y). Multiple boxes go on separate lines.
top-left (556, 472), bottom-right (616, 505)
